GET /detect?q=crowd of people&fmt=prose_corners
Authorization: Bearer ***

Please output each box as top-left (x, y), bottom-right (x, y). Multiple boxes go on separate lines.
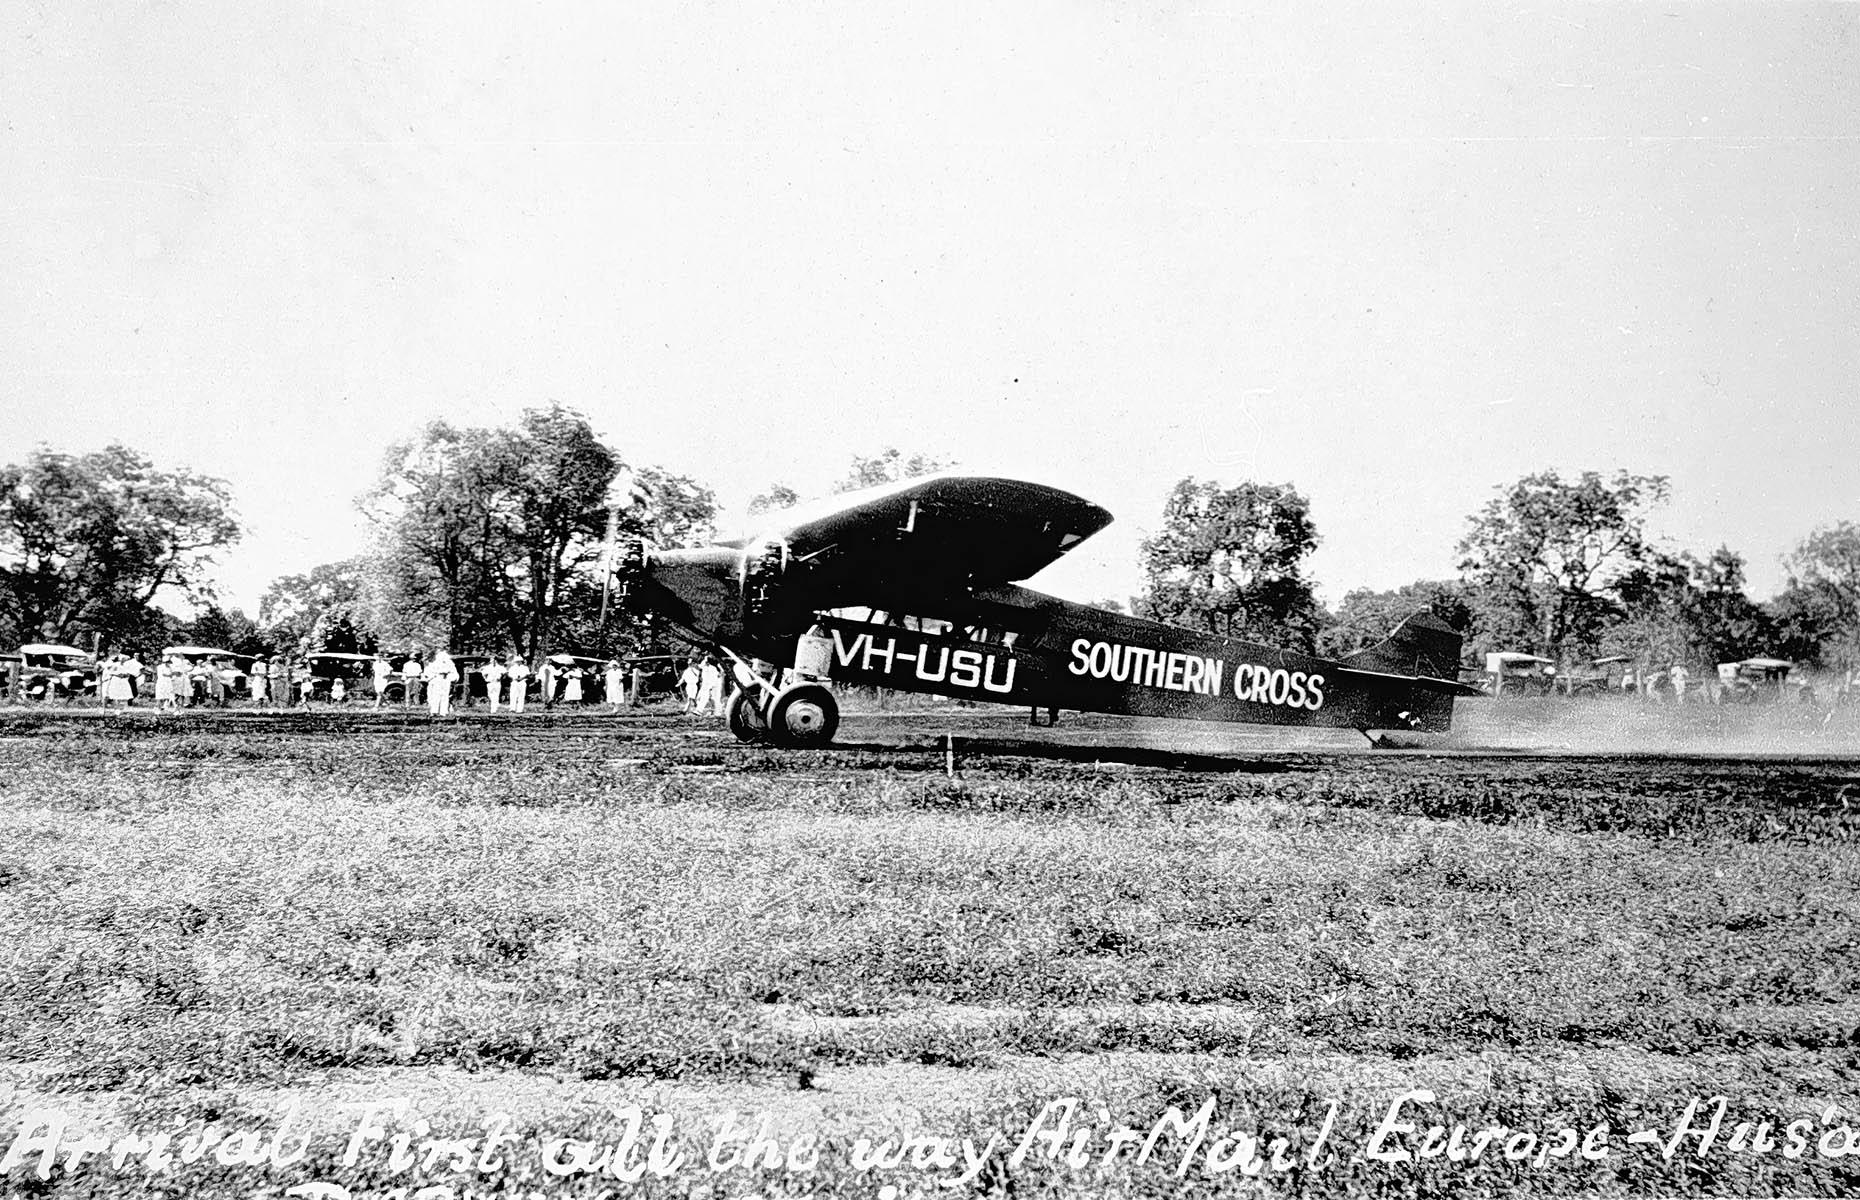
top-left (20, 650), bottom-right (727, 718)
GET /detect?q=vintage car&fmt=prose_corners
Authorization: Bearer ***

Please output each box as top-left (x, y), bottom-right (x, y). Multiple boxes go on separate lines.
top-left (1715, 657), bottom-right (1798, 703)
top-left (449, 654), bottom-right (497, 704)
top-left (305, 652), bottom-right (382, 701)
top-left (160, 646), bottom-right (252, 700)
top-left (1556, 654), bottom-right (1633, 696)
top-left (1482, 651), bottom-right (1556, 697)
top-left (16, 643), bottom-right (98, 701)
top-left (542, 654), bottom-right (612, 704)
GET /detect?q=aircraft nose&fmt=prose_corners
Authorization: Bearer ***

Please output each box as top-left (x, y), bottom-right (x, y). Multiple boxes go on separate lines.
top-left (616, 537), bottom-right (652, 577)
top-left (610, 537), bottom-right (655, 598)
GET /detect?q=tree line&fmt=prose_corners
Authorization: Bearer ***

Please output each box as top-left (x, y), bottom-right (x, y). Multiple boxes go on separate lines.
top-left (1140, 470), bottom-right (1860, 673)
top-left (3, 413), bottom-right (1856, 673)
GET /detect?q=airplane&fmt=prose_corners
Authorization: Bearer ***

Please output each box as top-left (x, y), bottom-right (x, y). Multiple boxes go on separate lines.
top-left (611, 475), bottom-right (1478, 748)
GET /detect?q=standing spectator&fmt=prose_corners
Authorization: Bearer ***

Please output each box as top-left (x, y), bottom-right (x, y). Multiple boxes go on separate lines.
top-left (1670, 663), bottom-right (1690, 705)
top-left (563, 665), bottom-right (584, 705)
top-left (604, 659), bottom-right (624, 709)
top-left (537, 658), bottom-right (558, 709)
top-left (425, 650), bottom-right (458, 717)
top-left (154, 656), bottom-right (179, 712)
top-left (697, 656), bottom-right (725, 716)
top-left (102, 654), bottom-right (134, 708)
top-left (205, 659), bottom-right (227, 707)
top-left (249, 657), bottom-right (268, 707)
top-left (218, 658), bottom-right (239, 706)
top-left (506, 655), bottom-right (530, 713)
top-left (372, 655), bottom-right (393, 708)
top-left (679, 659), bottom-right (701, 713)
top-left (401, 654), bottom-right (423, 710)
top-left (482, 656), bottom-right (506, 713)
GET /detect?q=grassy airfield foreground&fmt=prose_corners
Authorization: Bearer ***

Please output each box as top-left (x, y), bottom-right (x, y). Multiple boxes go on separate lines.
top-left (2, 703), bottom-right (1859, 1198)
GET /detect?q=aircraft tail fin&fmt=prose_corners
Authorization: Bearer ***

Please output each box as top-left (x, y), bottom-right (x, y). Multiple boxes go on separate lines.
top-left (1343, 611), bottom-right (1465, 684)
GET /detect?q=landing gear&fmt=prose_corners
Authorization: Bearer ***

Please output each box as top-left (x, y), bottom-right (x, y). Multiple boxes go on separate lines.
top-left (767, 682), bottom-right (839, 748)
top-left (726, 688), bottom-right (770, 742)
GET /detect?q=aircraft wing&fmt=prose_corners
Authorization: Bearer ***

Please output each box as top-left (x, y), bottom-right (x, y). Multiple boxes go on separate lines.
top-left (755, 475), bottom-right (1114, 592)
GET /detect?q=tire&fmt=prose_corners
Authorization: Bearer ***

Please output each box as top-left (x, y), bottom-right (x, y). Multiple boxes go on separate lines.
top-left (726, 687), bottom-right (770, 743)
top-left (768, 683), bottom-right (839, 748)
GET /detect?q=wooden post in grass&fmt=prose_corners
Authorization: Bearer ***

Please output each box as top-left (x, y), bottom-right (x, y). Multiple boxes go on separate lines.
top-left (945, 732), bottom-right (958, 780)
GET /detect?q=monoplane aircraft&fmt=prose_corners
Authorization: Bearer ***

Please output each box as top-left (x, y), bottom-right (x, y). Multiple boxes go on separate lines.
top-left (612, 475), bottom-right (1476, 747)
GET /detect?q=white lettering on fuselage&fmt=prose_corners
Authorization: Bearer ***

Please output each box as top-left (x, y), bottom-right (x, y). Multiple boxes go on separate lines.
top-left (1230, 662), bottom-right (1325, 710)
top-left (831, 629), bottom-right (1017, 695)
top-left (1066, 638), bottom-right (1222, 697)
top-left (1067, 638), bottom-right (1325, 710)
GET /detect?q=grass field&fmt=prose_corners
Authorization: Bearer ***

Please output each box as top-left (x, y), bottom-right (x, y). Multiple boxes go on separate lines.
top-left (2, 704), bottom-right (1859, 1198)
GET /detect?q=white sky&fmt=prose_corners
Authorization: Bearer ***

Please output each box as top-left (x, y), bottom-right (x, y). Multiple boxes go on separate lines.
top-left (3, 2), bottom-right (1856, 614)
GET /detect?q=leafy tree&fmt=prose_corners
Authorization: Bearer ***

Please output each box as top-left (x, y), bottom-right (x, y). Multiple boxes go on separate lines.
top-left (747, 484), bottom-right (801, 517)
top-left (1758, 523), bottom-right (1860, 668)
top-left (486, 407), bottom-right (625, 658)
top-left (832, 448), bottom-right (953, 494)
top-left (0, 444), bottom-right (241, 650)
top-left (1597, 546), bottom-right (1774, 669)
top-left (260, 559), bottom-right (379, 653)
top-left (1679, 547), bottom-right (1774, 665)
top-left (1768, 583), bottom-right (1840, 668)
top-left (1319, 580), bottom-right (1473, 657)
top-left (362, 406), bottom-right (717, 658)
top-left (360, 421), bottom-right (504, 652)
top-left (172, 604), bottom-right (267, 656)
top-left (1137, 479), bottom-right (1322, 650)
top-left (1456, 469), bottom-right (1669, 660)
top-left (626, 463), bottom-right (717, 550)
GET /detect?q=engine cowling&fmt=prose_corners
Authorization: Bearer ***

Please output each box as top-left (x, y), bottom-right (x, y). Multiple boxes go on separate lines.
top-left (741, 539), bottom-right (791, 626)
top-left (611, 538), bottom-right (653, 604)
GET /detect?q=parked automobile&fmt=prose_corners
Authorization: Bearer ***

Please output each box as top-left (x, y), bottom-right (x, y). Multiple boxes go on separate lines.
top-left (1556, 654), bottom-right (1633, 696)
top-left (1716, 657), bottom-right (1798, 703)
top-left (16, 643), bottom-right (97, 701)
top-left (305, 652), bottom-right (380, 701)
top-left (1482, 651), bottom-right (1555, 697)
top-left (161, 646), bottom-right (253, 701)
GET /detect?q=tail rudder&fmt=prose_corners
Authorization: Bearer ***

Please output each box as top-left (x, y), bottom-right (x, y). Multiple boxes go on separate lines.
top-left (1343, 611), bottom-right (1464, 683)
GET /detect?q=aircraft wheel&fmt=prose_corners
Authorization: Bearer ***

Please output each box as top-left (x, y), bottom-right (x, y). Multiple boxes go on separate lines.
top-left (768, 683), bottom-right (839, 748)
top-left (726, 688), bottom-right (770, 742)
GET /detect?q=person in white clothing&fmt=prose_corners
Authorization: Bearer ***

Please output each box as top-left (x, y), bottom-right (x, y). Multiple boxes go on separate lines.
top-left (505, 655), bottom-right (530, 713)
top-left (425, 651), bottom-right (458, 717)
top-left (481, 657), bottom-right (505, 712)
top-left (400, 655), bottom-right (423, 709)
top-left (679, 661), bottom-right (701, 713)
top-left (696, 656), bottom-right (726, 716)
